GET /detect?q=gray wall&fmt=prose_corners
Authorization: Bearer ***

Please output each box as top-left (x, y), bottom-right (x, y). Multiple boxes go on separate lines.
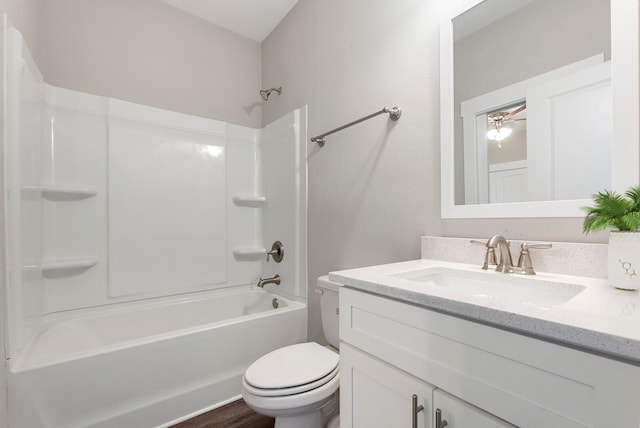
top-left (262, 0), bottom-right (442, 343)
top-left (262, 0), bottom-right (610, 344)
top-left (455, 0), bottom-right (611, 104)
top-left (38, 0), bottom-right (262, 127)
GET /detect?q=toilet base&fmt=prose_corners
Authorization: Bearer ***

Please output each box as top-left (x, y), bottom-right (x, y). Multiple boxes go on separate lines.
top-left (274, 411), bottom-right (323, 428)
top-left (326, 414), bottom-right (340, 428)
top-left (272, 391), bottom-right (339, 428)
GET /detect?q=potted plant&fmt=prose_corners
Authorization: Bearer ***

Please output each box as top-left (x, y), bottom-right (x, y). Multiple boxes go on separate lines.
top-left (583, 186), bottom-right (640, 290)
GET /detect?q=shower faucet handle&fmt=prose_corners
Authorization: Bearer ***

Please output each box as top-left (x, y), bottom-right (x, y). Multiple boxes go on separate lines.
top-left (266, 241), bottom-right (284, 263)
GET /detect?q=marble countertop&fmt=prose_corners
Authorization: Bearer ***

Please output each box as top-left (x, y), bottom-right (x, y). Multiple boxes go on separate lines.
top-left (330, 259), bottom-right (640, 364)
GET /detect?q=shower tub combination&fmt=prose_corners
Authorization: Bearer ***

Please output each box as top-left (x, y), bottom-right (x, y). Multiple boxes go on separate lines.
top-left (5, 26), bottom-right (308, 428)
top-left (10, 287), bottom-right (306, 427)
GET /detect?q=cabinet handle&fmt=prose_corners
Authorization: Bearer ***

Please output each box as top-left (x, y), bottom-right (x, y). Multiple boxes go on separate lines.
top-left (435, 408), bottom-right (448, 428)
top-left (411, 394), bottom-right (424, 428)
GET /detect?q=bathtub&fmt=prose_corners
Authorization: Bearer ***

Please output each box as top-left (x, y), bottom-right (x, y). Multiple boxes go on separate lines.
top-left (8, 287), bottom-right (307, 428)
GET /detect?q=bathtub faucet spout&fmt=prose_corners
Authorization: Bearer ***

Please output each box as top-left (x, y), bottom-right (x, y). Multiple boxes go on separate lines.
top-left (257, 274), bottom-right (280, 288)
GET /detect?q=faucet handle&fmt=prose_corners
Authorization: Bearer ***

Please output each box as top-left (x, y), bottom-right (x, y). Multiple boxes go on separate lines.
top-left (266, 241), bottom-right (284, 263)
top-left (470, 239), bottom-right (498, 270)
top-left (517, 242), bottom-right (552, 275)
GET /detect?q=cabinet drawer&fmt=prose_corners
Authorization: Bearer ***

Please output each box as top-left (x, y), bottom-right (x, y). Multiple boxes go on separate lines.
top-left (340, 287), bottom-right (640, 427)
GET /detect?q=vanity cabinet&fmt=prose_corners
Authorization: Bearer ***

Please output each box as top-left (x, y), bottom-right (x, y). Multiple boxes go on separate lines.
top-left (341, 343), bottom-right (514, 428)
top-left (339, 287), bottom-right (640, 428)
top-left (340, 343), bottom-right (435, 428)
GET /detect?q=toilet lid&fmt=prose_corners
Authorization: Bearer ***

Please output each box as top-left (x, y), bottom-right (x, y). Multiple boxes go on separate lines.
top-left (244, 342), bottom-right (339, 390)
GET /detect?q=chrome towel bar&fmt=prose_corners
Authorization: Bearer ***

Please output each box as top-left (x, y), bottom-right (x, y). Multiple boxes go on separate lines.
top-left (311, 106), bottom-right (401, 146)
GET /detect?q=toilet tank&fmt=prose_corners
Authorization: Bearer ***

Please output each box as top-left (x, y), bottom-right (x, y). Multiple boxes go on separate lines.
top-left (317, 276), bottom-right (342, 349)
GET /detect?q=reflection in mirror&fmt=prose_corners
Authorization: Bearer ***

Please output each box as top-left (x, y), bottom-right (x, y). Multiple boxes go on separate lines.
top-left (487, 102), bottom-right (527, 203)
top-left (452, 0), bottom-right (611, 206)
top-left (487, 103), bottom-right (526, 150)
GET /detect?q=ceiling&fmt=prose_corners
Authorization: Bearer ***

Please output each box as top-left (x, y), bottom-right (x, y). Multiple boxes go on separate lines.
top-left (159, 0), bottom-right (299, 42)
top-left (453, 0), bottom-right (535, 41)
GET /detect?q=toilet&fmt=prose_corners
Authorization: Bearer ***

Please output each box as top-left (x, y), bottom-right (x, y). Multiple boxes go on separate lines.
top-left (241, 276), bottom-right (341, 428)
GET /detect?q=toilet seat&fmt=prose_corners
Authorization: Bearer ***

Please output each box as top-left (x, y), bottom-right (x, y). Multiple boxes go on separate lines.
top-left (243, 365), bottom-right (339, 397)
top-left (243, 342), bottom-right (339, 397)
top-left (242, 369), bottom-right (340, 414)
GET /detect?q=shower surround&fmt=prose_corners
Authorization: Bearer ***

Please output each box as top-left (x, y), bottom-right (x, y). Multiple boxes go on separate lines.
top-left (4, 26), bottom-right (307, 427)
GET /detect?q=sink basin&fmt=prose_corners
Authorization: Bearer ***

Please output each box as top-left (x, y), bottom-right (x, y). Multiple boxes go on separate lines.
top-left (392, 267), bottom-right (585, 307)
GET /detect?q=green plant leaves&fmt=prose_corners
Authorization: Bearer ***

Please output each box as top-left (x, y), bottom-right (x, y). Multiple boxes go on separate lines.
top-left (626, 186), bottom-right (640, 211)
top-left (583, 186), bottom-right (640, 233)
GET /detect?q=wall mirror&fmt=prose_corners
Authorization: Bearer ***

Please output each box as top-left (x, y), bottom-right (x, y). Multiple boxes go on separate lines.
top-left (440, 0), bottom-right (639, 218)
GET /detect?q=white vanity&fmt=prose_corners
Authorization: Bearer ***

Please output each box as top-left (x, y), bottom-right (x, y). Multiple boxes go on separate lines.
top-left (331, 249), bottom-right (640, 427)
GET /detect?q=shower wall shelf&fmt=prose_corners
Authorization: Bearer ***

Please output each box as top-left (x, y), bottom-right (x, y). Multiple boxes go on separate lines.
top-left (232, 195), bottom-right (266, 207)
top-left (22, 185), bottom-right (99, 200)
top-left (232, 248), bottom-right (267, 259)
top-left (23, 256), bottom-right (98, 273)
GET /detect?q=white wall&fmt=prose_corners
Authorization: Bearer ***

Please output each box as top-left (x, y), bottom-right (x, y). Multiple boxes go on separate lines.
top-left (4, 72), bottom-right (307, 358)
top-left (259, 108), bottom-right (308, 301)
top-left (262, 0), bottom-right (614, 344)
top-left (38, 88), bottom-right (263, 314)
top-left (0, 1), bottom-right (39, 425)
top-left (38, 0), bottom-right (262, 128)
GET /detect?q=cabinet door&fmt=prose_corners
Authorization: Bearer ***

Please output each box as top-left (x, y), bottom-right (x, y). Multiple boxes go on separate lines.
top-left (433, 389), bottom-right (517, 428)
top-left (341, 343), bottom-right (435, 428)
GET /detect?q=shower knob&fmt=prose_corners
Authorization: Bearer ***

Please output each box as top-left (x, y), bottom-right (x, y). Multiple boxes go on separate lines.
top-left (266, 241), bottom-right (284, 263)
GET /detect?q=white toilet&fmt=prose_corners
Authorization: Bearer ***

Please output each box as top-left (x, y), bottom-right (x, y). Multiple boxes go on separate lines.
top-left (241, 276), bottom-right (341, 428)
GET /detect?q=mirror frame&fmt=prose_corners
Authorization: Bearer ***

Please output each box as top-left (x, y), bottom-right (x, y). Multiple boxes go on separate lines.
top-left (440, 0), bottom-right (639, 218)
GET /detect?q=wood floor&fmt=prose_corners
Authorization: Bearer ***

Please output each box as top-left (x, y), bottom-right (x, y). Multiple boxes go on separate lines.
top-left (171, 399), bottom-right (275, 428)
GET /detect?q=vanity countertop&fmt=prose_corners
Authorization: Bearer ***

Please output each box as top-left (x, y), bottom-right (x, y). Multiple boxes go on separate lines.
top-left (330, 259), bottom-right (640, 364)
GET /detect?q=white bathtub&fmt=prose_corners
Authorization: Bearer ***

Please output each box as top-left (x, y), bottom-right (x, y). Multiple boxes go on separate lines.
top-left (8, 287), bottom-right (307, 428)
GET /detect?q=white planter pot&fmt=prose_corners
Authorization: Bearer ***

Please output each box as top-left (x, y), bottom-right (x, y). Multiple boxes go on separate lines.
top-left (608, 231), bottom-right (640, 290)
